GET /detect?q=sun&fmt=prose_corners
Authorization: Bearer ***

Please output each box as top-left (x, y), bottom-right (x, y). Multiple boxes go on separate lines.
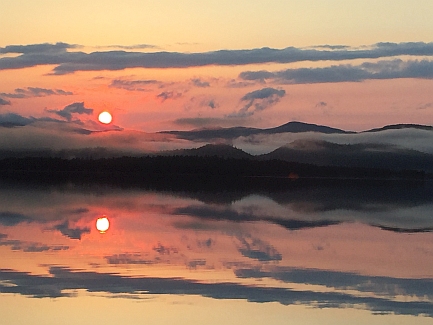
top-left (98, 111), bottom-right (112, 124)
top-left (96, 216), bottom-right (110, 233)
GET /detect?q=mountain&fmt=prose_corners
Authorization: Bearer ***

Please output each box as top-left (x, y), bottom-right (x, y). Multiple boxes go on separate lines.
top-left (160, 143), bottom-right (253, 159)
top-left (158, 140), bottom-right (433, 173)
top-left (262, 121), bottom-right (352, 134)
top-left (259, 139), bottom-right (433, 172)
top-left (364, 124), bottom-right (433, 133)
top-left (161, 121), bottom-right (351, 141)
top-left (162, 121), bottom-right (433, 142)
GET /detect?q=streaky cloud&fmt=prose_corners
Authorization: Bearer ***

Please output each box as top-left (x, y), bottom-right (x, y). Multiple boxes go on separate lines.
top-left (156, 91), bottom-right (182, 101)
top-left (228, 87), bottom-right (285, 118)
top-left (52, 221), bottom-right (90, 240)
top-left (46, 102), bottom-right (93, 121)
top-left (0, 113), bottom-right (35, 127)
top-left (1, 87), bottom-right (73, 98)
top-left (97, 44), bottom-right (157, 50)
top-left (2, 42), bottom-right (433, 74)
top-left (109, 79), bottom-right (159, 91)
top-left (0, 233), bottom-right (69, 252)
top-left (235, 266), bottom-right (433, 301)
top-left (237, 235), bottom-right (282, 261)
top-left (0, 98), bottom-right (11, 105)
top-left (0, 211), bottom-right (33, 226)
top-left (191, 78), bottom-right (210, 87)
top-left (0, 42), bottom-right (76, 54)
top-left (239, 59), bottom-right (433, 84)
top-left (0, 266), bottom-right (432, 317)
top-left (240, 87), bottom-right (286, 101)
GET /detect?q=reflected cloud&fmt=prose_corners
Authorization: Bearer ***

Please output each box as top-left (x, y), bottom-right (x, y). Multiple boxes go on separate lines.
top-left (0, 266), bottom-right (432, 317)
top-left (187, 259), bottom-right (207, 269)
top-left (95, 216), bottom-right (109, 233)
top-left (237, 235), bottom-right (282, 262)
top-left (52, 221), bottom-right (90, 240)
top-left (0, 211), bottom-right (32, 226)
top-left (235, 266), bottom-right (433, 301)
top-left (0, 233), bottom-right (69, 252)
top-left (153, 243), bottom-right (178, 255)
top-left (105, 253), bottom-right (154, 265)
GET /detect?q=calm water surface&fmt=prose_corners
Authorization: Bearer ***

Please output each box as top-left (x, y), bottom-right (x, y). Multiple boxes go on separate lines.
top-left (0, 180), bottom-right (432, 324)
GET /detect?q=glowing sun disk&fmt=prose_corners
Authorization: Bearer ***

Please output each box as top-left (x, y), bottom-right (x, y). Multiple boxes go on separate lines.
top-left (98, 111), bottom-right (112, 124)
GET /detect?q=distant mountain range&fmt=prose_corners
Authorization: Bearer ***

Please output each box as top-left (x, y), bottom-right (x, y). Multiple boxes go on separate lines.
top-left (363, 124), bottom-right (433, 133)
top-left (1, 120), bottom-right (432, 173)
top-left (163, 140), bottom-right (433, 173)
top-left (162, 143), bottom-right (253, 159)
top-left (161, 121), bottom-right (432, 141)
top-left (260, 139), bottom-right (433, 173)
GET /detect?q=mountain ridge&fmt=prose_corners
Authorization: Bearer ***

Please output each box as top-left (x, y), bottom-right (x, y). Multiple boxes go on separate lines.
top-left (160, 140), bottom-right (433, 173)
top-left (161, 121), bottom-right (431, 141)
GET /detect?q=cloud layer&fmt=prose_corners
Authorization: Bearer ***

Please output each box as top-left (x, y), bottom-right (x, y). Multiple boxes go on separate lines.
top-left (0, 87), bottom-right (73, 99)
top-left (229, 87), bottom-right (286, 117)
top-left (46, 102), bottom-right (93, 121)
top-left (0, 266), bottom-right (431, 317)
top-left (239, 59), bottom-right (433, 84)
top-left (2, 42), bottom-right (433, 75)
top-left (0, 98), bottom-right (11, 105)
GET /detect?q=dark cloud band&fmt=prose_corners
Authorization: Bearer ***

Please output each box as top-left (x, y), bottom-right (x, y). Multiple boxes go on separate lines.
top-left (2, 42), bottom-right (433, 74)
top-left (0, 87), bottom-right (73, 99)
top-left (240, 59), bottom-right (433, 84)
top-left (0, 266), bottom-right (432, 317)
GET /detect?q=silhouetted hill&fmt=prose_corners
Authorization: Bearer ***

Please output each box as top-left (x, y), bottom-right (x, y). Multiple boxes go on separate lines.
top-left (161, 121), bottom-right (350, 141)
top-left (161, 144), bottom-right (253, 159)
top-left (162, 121), bottom-right (433, 141)
top-left (262, 121), bottom-right (352, 134)
top-left (364, 124), bottom-right (433, 133)
top-left (259, 139), bottom-right (433, 172)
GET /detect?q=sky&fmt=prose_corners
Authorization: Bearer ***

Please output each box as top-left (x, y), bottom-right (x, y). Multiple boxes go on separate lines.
top-left (1, 0), bottom-right (433, 153)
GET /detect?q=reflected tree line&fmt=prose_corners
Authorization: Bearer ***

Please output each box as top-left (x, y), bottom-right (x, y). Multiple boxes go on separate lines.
top-left (0, 155), bottom-right (426, 190)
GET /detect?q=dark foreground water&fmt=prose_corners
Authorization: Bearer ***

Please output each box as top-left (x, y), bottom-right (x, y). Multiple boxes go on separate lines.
top-left (0, 179), bottom-right (432, 325)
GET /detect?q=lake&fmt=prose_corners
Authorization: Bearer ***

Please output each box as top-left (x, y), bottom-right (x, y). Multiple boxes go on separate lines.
top-left (0, 179), bottom-right (432, 324)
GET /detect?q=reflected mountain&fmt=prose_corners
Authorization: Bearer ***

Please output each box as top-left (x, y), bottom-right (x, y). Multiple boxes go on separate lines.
top-left (0, 178), bottom-right (432, 233)
top-left (174, 205), bottom-right (340, 231)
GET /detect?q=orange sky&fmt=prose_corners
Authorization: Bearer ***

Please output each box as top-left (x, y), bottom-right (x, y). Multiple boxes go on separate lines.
top-left (1, 1), bottom-right (433, 137)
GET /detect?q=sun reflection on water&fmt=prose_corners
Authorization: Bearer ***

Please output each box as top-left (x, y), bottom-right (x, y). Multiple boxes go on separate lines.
top-left (96, 216), bottom-right (110, 233)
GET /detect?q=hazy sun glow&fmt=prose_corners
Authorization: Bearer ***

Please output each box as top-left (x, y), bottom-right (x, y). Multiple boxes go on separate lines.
top-left (96, 216), bottom-right (110, 233)
top-left (98, 111), bottom-right (113, 124)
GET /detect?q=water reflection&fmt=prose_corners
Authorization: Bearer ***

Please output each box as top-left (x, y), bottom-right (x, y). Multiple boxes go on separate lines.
top-left (0, 180), bottom-right (432, 324)
top-left (96, 216), bottom-right (110, 233)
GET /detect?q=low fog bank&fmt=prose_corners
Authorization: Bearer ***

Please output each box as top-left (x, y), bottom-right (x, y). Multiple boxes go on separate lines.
top-left (233, 128), bottom-right (433, 155)
top-left (1, 122), bottom-right (432, 173)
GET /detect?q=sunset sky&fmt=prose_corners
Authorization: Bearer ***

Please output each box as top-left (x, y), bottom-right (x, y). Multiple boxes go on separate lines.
top-left (1, 1), bottom-right (433, 152)
top-left (2, 4), bottom-right (433, 323)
